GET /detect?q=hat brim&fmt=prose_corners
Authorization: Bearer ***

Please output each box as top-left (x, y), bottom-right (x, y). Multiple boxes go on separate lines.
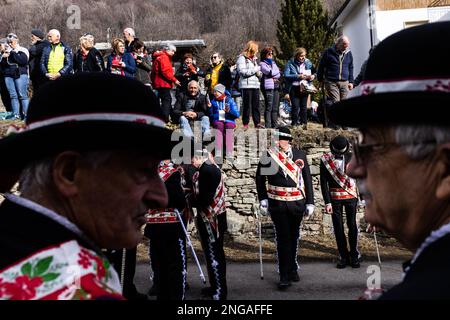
top-left (0, 121), bottom-right (178, 171)
top-left (329, 91), bottom-right (450, 128)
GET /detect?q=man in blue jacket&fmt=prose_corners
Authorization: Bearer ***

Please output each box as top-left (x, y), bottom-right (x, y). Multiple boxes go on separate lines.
top-left (40, 29), bottom-right (73, 82)
top-left (317, 36), bottom-right (354, 105)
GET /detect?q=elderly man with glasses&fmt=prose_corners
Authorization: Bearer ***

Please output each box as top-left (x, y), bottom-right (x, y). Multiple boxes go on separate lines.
top-left (329, 21), bottom-right (450, 300)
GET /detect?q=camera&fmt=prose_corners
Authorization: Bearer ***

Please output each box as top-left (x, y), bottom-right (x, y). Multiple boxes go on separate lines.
top-left (0, 43), bottom-right (11, 54)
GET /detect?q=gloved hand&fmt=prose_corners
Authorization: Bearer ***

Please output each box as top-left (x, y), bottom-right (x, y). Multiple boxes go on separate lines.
top-left (259, 199), bottom-right (269, 216)
top-left (358, 200), bottom-right (366, 208)
top-left (260, 199), bottom-right (268, 209)
top-left (325, 203), bottom-right (333, 214)
top-left (305, 204), bottom-right (315, 219)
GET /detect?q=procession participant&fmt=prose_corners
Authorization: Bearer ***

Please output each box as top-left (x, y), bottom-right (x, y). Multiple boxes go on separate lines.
top-left (329, 21), bottom-right (450, 299)
top-left (320, 135), bottom-right (361, 269)
top-left (256, 126), bottom-right (314, 290)
top-left (0, 72), bottom-right (172, 300)
top-left (144, 159), bottom-right (188, 300)
top-left (191, 149), bottom-right (227, 300)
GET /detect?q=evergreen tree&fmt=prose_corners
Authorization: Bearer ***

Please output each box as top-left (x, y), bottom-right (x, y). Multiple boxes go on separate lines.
top-left (276, 0), bottom-right (336, 66)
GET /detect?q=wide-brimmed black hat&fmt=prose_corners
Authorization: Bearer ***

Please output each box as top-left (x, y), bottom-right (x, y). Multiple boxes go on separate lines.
top-left (275, 126), bottom-right (293, 141)
top-left (329, 21), bottom-right (450, 128)
top-left (0, 73), bottom-right (177, 191)
top-left (330, 135), bottom-right (349, 155)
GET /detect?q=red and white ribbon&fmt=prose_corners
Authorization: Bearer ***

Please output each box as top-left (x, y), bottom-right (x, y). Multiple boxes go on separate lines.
top-left (26, 113), bottom-right (166, 131)
top-left (348, 78), bottom-right (450, 99)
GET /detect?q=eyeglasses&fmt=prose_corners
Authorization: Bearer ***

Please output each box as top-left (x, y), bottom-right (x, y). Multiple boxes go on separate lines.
top-left (351, 137), bottom-right (437, 165)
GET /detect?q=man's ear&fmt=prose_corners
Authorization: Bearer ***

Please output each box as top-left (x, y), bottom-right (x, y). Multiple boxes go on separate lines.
top-left (436, 143), bottom-right (450, 200)
top-left (52, 151), bottom-right (83, 197)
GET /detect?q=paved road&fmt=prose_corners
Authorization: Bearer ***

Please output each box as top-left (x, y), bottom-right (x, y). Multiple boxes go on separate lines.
top-left (134, 258), bottom-right (403, 300)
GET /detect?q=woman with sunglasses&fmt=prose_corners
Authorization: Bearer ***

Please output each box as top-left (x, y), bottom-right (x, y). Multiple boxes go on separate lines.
top-left (204, 52), bottom-right (232, 99)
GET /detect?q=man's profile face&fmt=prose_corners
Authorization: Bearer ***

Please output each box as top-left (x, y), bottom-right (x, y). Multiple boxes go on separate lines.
top-left (72, 151), bottom-right (168, 249)
top-left (188, 83), bottom-right (199, 96)
top-left (123, 31), bottom-right (133, 42)
top-left (337, 38), bottom-right (350, 52)
top-left (346, 128), bottom-right (437, 249)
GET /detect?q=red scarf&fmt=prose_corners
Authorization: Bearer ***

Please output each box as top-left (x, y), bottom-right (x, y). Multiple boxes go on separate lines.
top-left (215, 93), bottom-right (226, 101)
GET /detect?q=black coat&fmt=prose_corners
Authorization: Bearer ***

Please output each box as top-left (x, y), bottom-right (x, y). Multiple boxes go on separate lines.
top-left (380, 233), bottom-right (450, 300)
top-left (194, 161), bottom-right (222, 212)
top-left (29, 40), bottom-right (50, 80)
top-left (144, 170), bottom-right (186, 237)
top-left (0, 198), bottom-right (101, 271)
top-left (256, 147), bottom-right (314, 215)
top-left (320, 152), bottom-right (356, 204)
top-left (73, 48), bottom-right (105, 73)
top-left (172, 92), bottom-right (208, 124)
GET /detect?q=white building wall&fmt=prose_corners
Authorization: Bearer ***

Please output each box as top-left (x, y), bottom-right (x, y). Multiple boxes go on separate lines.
top-left (339, 0), bottom-right (373, 81)
top-left (375, 8), bottom-right (429, 41)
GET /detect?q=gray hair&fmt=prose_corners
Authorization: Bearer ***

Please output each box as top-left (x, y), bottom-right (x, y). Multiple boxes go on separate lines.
top-left (188, 80), bottom-right (199, 88)
top-left (123, 27), bottom-right (135, 37)
top-left (336, 35), bottom-right (349, 45)
top-left (19, 151), bottom-right (113, 196)
top-left (48, 29), bottom-right (61, 38)
top-left (395, 125), bottom-right (450, 160)
top-left (163, 43), bottom-right (176, 52)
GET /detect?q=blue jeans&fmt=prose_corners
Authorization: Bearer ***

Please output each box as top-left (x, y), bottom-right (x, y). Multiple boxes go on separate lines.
top-left (180, 115), bottom-right (211, 138)
top-left (5, 74), bottom-right (29, 119)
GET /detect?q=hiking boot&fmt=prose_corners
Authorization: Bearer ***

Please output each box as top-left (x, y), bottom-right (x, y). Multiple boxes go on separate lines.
top-left (278, 276), bottom-right (292, 290)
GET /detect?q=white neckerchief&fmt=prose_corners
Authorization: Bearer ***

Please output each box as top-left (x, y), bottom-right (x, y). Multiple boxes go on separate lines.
top-left (334, 156), bottom-right (345, 173)
top-left (405, 222), bottom-right (450, 275)
top-left (2, 193), bottom-right (101, 254)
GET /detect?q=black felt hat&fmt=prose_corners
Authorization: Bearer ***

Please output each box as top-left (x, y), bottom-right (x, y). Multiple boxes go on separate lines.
top-left (0, 73), bottom-right (177, 191)
top-left (275, 126), bottom-right (293, 141)
top-left (330, 135), bottom-right (349, 155)
top-left (329, 21), bottom-right (450, 128)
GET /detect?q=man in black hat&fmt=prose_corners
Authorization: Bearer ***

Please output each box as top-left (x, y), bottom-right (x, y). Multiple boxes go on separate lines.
top-left (29, 29), bottom-right (49, 93)
top-left (144, 159), bottom-right (189, 300)
top-left (256, 126), bottom-right (314, 290)
top-left (191, 148), bottom-right (227, 300)
top-left (320, 135), bottom-right (361, 269)
top-left (329, 21), bottom-right (450, 299)
top-left (0, 73), bottom-right (174, 300)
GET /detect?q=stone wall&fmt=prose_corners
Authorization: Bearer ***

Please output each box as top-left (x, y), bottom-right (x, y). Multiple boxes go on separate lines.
top-left (221, 126), bottom-right (364, 239)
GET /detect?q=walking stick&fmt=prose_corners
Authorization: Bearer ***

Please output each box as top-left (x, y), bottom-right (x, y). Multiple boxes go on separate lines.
top-left (373, 228), bottom-right (382, 270)
top-left (120, 249), bottom-right (126, 290)
top-left (175, 209), bottom-right (206, 284)
top-left (253, 204), bottom-right (264, 280)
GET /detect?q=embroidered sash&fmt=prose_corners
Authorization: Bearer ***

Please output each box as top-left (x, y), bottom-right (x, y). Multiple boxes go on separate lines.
top-left (321, 152), bottom-right (357, 198)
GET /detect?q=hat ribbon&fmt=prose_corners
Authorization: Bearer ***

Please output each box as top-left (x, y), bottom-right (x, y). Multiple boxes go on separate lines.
top-left (348, 78), bottom-right (450, 99)
top-left (26, 113), bottom-right (166, 131)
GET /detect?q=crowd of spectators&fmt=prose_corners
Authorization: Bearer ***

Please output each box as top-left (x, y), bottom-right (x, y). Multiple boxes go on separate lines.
top-left (1, 27), bottom-right (358, 151)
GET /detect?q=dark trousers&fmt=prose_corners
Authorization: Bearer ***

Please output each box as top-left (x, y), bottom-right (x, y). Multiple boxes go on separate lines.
top-left (241, 88), bottom-right (261, 126)
top-left (331, 198), bottom-right (359, 260)
top-left (0, 76), bottom-right (11, 112)
top-left (145, 223), bottom-right (186, 300)
top-left (262, 89), bottom-right (279, 128)
top-left (156, 88), bottom-right (173, 122)
top-left (104, 247), bottom-right (138, 299)
top-left (196, 212), bottom-right (227, 300)
top-left (289, 86), bottom-right (308, 126)
top-left (270, 208), bottom-right (303, 281)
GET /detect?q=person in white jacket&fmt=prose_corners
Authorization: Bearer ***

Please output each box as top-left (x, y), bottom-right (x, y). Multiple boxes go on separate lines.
top-left (236, 41), bottom-right (263, 129)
